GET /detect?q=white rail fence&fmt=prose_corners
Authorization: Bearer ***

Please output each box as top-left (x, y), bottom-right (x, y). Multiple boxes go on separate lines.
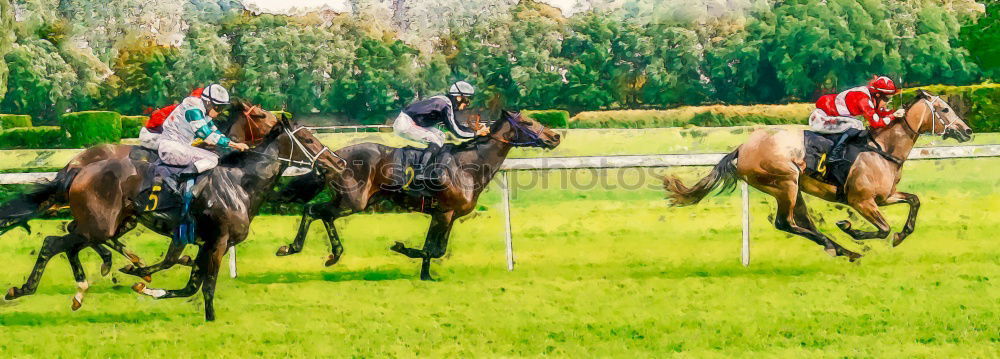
top-left (2, 144), bottom-right (999, 276)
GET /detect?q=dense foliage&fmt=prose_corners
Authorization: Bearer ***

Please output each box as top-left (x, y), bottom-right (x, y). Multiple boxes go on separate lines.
top-left (60, 111), bottom-right (121, 147)
top-left (0, 0), bottom-right (992, 125)
top-left (0, 126), bottom-right (62, 148)
top-left (0, 114), bottom-right (31, 128)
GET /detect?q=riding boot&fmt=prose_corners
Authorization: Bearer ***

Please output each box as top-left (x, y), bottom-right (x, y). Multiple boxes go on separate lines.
top-left (177, 164), bottom-right (200, 182)
top-left (415, 143), bottom-right (442, 183)
top-left (173, 178), bottom-right (197, 245)
top-left (828, 131), bottom-right (853, 164)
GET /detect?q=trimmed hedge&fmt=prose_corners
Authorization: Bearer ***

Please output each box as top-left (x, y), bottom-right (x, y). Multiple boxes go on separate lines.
top-left (570, 104), bottom-right (813, 128)
top-left (121, 115), bottom-right (148, 138)
top-left (0, 126), bottom-right (65, 149)
top-left (61, 111), bottom-right (122, 147)
top-left (523, 110), bottom-right (570, 128)
top-left (899, 84), bottom-right (1000, 133)
top-left (0, 114), bottom-right (32, 129)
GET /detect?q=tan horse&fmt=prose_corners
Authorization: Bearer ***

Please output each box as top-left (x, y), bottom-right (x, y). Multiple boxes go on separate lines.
top-left (664, 90), bottom-right (973, 260)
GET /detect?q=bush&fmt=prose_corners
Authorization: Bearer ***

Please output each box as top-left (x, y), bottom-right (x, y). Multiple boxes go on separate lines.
top-left (570, 104), bottom-right (813, 128)
top-left (523, 110), bottom-right (570, 128)
top-left (121, 115), bottom-right (148, 138)
top-left (61, 111), bottom-right (122, 147)
top-left (0, 114), bottom-right (32, 129)
top-left (0, 126), bottom-right (65, 149)
top-left (899, 84), bottom-right (1000, 133)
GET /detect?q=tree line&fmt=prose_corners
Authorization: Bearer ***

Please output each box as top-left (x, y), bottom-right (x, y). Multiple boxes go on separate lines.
top-left (0, 0), bottom-right (995, 125)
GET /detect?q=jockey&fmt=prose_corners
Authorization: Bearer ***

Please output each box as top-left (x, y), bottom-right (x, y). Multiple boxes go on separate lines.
top-left (809, 75), bottom-right (905, 163)
top-left (139, 87), bottom-right (204, 150)
top-left (157, 84), bottom-right (249, 178)
top-left (392, 81), bottom-right (489, 181)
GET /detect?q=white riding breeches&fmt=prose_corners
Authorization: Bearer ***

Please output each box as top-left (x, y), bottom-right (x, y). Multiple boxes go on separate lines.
top-left (157, 140), bottom-right (219, 173)
top-left (393, 112), bottom-right (445, 147)
top-left (808, 109), bottom-right (865, 134)
top-left (139, 127), bottom-right (161, 150)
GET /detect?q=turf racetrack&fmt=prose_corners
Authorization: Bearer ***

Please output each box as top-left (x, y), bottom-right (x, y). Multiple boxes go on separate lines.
top-left (0, 155), bottom-right (996, 357)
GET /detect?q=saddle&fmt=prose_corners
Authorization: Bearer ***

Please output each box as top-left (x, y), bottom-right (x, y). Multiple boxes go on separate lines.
top-left (129, 147), bottom-right (209, 244)
top-left (385, 145), bottom-right (453, 197)
top-left (803, 130), bottom-right (899, 202)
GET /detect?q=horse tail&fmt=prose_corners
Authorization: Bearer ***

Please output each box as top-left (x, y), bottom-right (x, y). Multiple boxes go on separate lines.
top-left (663, 147), bottom-right (740, 206)
top-left (0, 167), bottom-right (78, 236)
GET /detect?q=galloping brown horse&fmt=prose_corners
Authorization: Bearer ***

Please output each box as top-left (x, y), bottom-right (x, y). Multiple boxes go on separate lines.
top-left (274, 110), bottom-right (561, 280)
top-left (664, 90), bottom-right (973, 260)
top-left (0, 100), bottom-right (274, 277)
top-left (2, 114), bottom-right (340, 320)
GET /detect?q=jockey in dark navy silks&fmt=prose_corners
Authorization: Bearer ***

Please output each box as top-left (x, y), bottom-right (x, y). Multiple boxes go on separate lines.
top-left (392, 81), bottom-right (489, 182)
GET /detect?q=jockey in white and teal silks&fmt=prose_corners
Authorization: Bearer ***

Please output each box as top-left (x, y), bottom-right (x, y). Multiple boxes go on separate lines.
top-left (157, 84), bottom-right (249, 176)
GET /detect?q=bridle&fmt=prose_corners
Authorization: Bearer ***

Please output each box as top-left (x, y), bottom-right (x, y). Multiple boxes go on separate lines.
top-left (240, 105), bottom-right (264, 146)
top-left (239, 106), bottom-right (343, 170)
top-left (490, 112), bottom-right (548, 147)
top-left (903, 95), bottom-right (961, 137)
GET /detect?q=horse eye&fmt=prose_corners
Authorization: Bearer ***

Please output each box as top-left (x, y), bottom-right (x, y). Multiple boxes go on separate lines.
top-left (942, 108), bottom-right (950, 113)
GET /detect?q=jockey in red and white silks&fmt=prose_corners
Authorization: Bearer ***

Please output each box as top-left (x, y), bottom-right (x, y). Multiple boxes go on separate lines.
top-left (157, 84), bottom-right (249, 175)
top-left (809, 76), bottom-right (905, 134)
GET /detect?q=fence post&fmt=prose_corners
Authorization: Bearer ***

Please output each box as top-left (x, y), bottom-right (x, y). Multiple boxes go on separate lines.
top-left (500, 171), bottom-right (515, 271)
top-left (228, 246), bottom-right (238, 278)
top-left (741, 181), bottom-right (751, 267)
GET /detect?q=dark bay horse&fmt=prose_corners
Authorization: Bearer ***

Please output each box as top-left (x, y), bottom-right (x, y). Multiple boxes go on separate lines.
top-left (3, 115), bottom-right (341, 320)
top-left (664, 90), bottom-right (973, 260)
top-left (274, 110), bottom-right (561, 280)
top-left (0, 100), bottom-right (275, 277)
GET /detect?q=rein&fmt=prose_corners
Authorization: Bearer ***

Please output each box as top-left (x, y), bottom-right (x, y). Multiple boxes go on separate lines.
top-left (489, 113), bottom-right (547, 147)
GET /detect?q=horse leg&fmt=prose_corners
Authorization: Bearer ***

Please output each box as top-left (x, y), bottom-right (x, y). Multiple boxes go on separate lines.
top-left (200, 236), bottom-right (230, 322)
top-left (321, 215), bottom-right (345, 267)
top-left (766, 183), bottom-right (862, 261)
top-left (91, 244), bottom-right (113, 276)
top-left (276, 202), bottom-right (323, 256)
top-left (836, 198), bottom-right (891, 241)
top-left (67, 244), bottom-right (90, 311)
top-left (388, 211), bottom-right (455, 281)
top-left (6, 234), bottom-right (84, 300)
top-left (120, 239), bottom-right (189, 280)
top-left (884, 192), bottom-right (920, 247)
top-left (132, 244), bottom-right (207, 299)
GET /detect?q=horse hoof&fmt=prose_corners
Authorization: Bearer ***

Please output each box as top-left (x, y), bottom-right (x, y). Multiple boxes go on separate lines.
top-left (142, 275), bottom-right (152, 283)
top-left (275, 246), bottom-right (291, 256)
top-left (892, 233), bottom-right (905, 247)
top-left (100, 263), bottom-right (111, 277)
top-left (179, 255), bottom-right (193, 266)
top-left (131, 282), bottom-right (146, 294)
top-left (71, 297), bottom-right (82, 311)
top-left (5, 287), bottom-right (17, 300)
top-left (324, 254), bottom-right (340, 267)
top-left (390, 242), bottom-right (406, 253)
top-left (824, 248), bottom-right (838, 257)
top-left (119, 264), bottom-right (135, 274)
top-left (836, 220), bottom-right (851, 230)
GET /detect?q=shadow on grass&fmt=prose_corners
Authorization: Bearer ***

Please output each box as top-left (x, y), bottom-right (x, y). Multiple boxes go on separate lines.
top-left (235, 268), bottom-right (411, 284)
top-left (0, 309), bottom-right (183, 327)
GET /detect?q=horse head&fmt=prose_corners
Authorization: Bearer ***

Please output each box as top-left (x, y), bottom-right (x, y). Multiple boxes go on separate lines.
top-left (903, 90), bottom-right (973, 142)
top-left (488, 110), bottom-right (562, 149)
top-left (226, 100), bottom-right (279, 147)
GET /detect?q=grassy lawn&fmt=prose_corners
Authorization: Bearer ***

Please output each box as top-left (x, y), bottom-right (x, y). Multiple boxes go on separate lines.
top-left (0, 156), bottom-right (996, 357)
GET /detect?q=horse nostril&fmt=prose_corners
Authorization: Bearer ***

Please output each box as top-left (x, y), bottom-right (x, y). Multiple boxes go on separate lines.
top-left (553, 133), bottom-right (561, 141)
top-left (965, 128), bottom-right (973, 136)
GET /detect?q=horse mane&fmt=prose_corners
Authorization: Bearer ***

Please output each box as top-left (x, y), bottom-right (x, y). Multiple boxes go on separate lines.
top-left (447, 110), bottom-right (520, 152)
top-left (871, 90), bottom-right (930, 136)
top-left (218, 116), bottom-right (289, 167)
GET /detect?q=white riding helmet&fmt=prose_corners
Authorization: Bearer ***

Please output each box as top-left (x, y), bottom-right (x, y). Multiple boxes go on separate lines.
top-left (202, 84), bottom-right (230, 105)
top-left (448, 81), bottom-right (475, 97)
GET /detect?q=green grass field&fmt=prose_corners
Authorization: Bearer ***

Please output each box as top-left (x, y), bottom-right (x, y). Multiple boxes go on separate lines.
top-left (0, 152), bottom-right (996, 357)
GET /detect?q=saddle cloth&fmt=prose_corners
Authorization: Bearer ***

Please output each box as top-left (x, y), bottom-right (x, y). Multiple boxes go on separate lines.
top-left (385, 145), bottom-right (454, 197)
top-left (802, 130), bottom-right (869, 201)
top-left (129, 147), bottom-right (200, 214)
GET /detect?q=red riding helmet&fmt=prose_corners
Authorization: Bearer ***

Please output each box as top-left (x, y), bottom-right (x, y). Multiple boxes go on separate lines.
top-left (868, 75), bottom-right (900, 95)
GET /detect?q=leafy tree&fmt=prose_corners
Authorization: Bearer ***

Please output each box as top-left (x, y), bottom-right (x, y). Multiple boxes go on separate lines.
top-left (0, 0), bottom-right (13, 105)
top-left (171, 24), bottom-right (232, 98)
top-left (101, 38), bottom-right (178, 115)
top-left (1, 39), bottom-right (77, 122)
top-left (960, 2), bottom-right (997, 81)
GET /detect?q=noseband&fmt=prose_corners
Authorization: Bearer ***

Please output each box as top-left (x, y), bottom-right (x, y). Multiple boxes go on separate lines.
top-left (904, 95), bottom-right (961, 137)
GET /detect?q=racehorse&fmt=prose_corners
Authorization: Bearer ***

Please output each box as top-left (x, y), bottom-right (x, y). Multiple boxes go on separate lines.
top-left (273, 110), bottom-right (561, 280)
top-left (2, 114), bottom-right (341, 321)
top-left (0, 100), bottom-right (275, 278)
top-left (663, 90), bottom-right (972, 260)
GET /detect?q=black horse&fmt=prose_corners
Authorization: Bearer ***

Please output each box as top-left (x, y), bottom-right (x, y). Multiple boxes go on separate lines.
top-left (274, 111), bottom-right (561, 280)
